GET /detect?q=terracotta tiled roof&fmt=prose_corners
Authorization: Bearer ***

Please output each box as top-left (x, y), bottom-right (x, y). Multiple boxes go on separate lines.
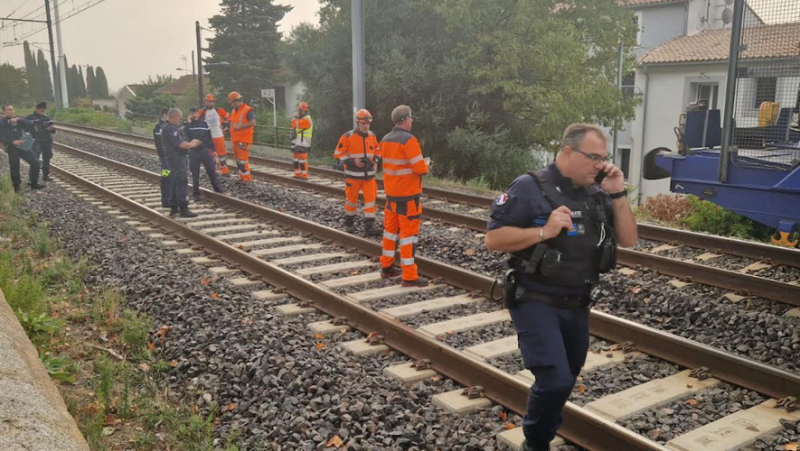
top-left (152, 75), bottom-right (209, 96)
top-left (640, 21), bottom-right (800, 64)
top-left (618, 0), bottom-right (685, 7)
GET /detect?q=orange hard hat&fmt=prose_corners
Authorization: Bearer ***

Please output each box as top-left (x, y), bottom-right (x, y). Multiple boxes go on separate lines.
top-left (204, 94), bottom-right (216, 102)
top-left (297, 101), bottom-right (309, 113)
top-left (228, 91), bottom-right (243, 102)
top-left (355, 109), bottom-right (373, 123)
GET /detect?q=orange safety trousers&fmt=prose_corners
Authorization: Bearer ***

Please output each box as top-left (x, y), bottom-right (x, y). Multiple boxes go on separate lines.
top-left (212, 137), bottom-right (229, 175)
top-left (345, 179), bottom-right (377, 218)
top-left (231, 141), bottom-right (252, 182)
top-left (293, 151), bottom-right (309, 179)
top-left (380, 198), bottom-right (422, 281)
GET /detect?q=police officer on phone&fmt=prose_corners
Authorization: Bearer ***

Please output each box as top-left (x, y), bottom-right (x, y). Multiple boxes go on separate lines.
top-left (0, 104), bottom-right (43, 193)
top-left (484, 123), bottom-right (638, 451)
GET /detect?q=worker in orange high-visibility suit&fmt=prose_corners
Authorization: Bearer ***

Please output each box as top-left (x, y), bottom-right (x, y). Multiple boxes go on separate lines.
top-left (379, 105), bottom-right (431, 287)
top-left (290, 102), bottom-right (312, 179)
top-left (198, 94), bottom-right (229, 176)
top-left (227, 91), bottom-right (255, 182)
top-left (333, 109), bottom-right (382, 236)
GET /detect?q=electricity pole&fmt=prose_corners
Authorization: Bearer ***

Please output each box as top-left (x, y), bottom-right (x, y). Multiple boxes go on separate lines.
top-left (196, 21), bottom-right (204, 107)
top-left (43, 0), bottom-right (62, 115)
top-left (351, 0), bottom-right (365, 128)
top-left (53, 0), bottom-right (69, 108)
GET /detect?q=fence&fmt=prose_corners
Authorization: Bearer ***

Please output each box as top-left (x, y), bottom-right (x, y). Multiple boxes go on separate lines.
top-left (728, 0), bottom-right (800, 170)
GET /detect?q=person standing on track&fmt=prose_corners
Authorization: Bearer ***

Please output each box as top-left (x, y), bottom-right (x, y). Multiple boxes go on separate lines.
top-left (198, 94), bottom-right (229, 176)
top-left (0, 104), bottom-right (43, 193)
top-left (379, 105), bottom-right (430, 287)
top-left (484, 123), bottom-right (638, 451)
top-left (184, 107), bottom-right (224, 200)
top-left (27, 101), bottom-right (56, 182)
top-left (153, 108), bottom-right (171, 208)
top-left (333, 109), bottom-right (381, 235)
top-left (161, 108), bottom-right (202, 217)
top-left (290, 101), bottom-right (313, 179)
top-left (227, 91), bottom-right (255, 183)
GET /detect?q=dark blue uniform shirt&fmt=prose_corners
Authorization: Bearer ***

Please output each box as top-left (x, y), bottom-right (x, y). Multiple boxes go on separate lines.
top-left (183, 119), bottom-right (214, 151)
top-left (161, 123), bottom-right (188, 154)
top-left (26, 112), bottom-right (55, 141)
top-left (488, 163), bottom-right (611, 296)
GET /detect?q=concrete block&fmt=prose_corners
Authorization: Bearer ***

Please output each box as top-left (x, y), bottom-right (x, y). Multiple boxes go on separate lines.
top-left (432, 389), bottom-right (492, 415)
top-left (229, 277), bottom-right (260, 288)
top-left (217, 230), bottom-right (279, 241)
top-left (191, 256), bottom-right (219, 265)
top-left (136, 226), bottom-right (157, 232)
top-left (252, 243), bottom-right (324, 257)
top-left (721, 292), bottom-right (748, 303)
top-left (161, 240), bottom-right (182, 247)
top-left (189, 218), bottom-right (254, 228)
top-left (383, 362), bottom-right (437, 384)
top-left (585, 370), bottom-right (720, 421)
top-left (738, 261), bottom-right (772, 273)
top-left (380, 295), bottom-right (484, 320)
top-left (200, 224), bottom-right (260, 234)
top-left (148, 233), bottom-right (170, 239)
top-left (208, 266), bottom-right (238, 276)
top-left (695, 252), bottom-right (721, 261)
top-left (648, 243), bottom-right (680, 253)
top-left (669, 279), bottom-right (693, 289)
top-left (308, 320), bottom-right (351, 335)
top-left (784, 308), bottom-right (800, 318)
top-left (176, 213), bottom-right (236, 222)
top-left (272, 252), bottom-right (350, 265)
top-left (339, 339), bottom-right (389, 355)
top-left (618, 267), bottom-right (637, 276)
top-left (234, 236), bottom-right (303, 248)
top-left (296, 260), bottom-right (373, 276)
top-left (468, 208), bottom-right (486, 214)
top-left (175, 248), bottom-right (204, 256)
top-left (349, 283), bottom-right (445, 303)
top-left (275, 304), bottom-right (316, 316)
top-left (252, 290), bottom-right (286, 301)
top-left (418, 310), bottom-right (510, 338)
top-left (320, 272), bottom-right (383, 289)
top-left (665, 399), bottom-right (800, 451)
top-left (496, 428), bottom-right (564, 450)
top-left (463, 336), bottom-right (519, 361)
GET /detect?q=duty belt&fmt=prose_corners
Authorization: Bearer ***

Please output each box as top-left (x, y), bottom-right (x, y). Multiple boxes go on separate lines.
top-left (522, 291), bottom-right (593, 311)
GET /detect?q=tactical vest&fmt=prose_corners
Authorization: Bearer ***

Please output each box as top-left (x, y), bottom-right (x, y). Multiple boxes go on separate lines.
top-left (509, 169), bottom-right (615, 288)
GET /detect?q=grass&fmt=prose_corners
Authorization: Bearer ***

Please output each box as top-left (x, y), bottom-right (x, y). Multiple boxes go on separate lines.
top-left (0, 175), bottom-right (236, 450)
top-left (57, 108), bottom-right (132, 132)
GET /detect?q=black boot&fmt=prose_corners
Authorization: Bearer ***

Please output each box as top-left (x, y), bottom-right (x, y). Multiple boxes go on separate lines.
top-left (363, 218), bottom-right (381, 237)
top-left (179, 208), bottom-right (198, 218)
top-left (169, 207), bottom-right (179, 217)
top-left (344, 215), bottom-right (355, 233)
top-left (29, 182), bottom-right (45, 190)
top-left (523, 440), bottom-right (550, 451)
top-left (13, 185), bottom-right (20, 193)
top-left (43, 175), bottom-right (51, 182)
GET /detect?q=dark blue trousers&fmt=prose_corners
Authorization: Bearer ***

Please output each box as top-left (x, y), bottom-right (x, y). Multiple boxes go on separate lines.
top-left (36, 140), bottom-right (53, 178)
top-left (7, 146), bottom-right (40, 189)
top-left (166, 151), bottom-right (189, 210)
top-left (189, 147), bottom-right (223, 196)
top-left (509, 299), bottom-right (590, 447)
top-left (157, 149), bottom-right (172, 208)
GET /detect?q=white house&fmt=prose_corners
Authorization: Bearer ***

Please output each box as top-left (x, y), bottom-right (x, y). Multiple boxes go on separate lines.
top-left (115, 84), bottom-right (140, 118)
top-left (629, 19), bottom-right (800, 200)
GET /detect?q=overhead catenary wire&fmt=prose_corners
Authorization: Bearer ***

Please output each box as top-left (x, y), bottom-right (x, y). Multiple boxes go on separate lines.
top-left (0, 0), bottom-right (111, 49)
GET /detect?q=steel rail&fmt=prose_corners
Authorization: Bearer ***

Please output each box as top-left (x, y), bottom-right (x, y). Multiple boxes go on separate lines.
top-left (56, 123), bottom-right (800, 268)
top-left (52, 142), bottom-right (800, 403)
top-left (50, 145), bottom-right (669, 451)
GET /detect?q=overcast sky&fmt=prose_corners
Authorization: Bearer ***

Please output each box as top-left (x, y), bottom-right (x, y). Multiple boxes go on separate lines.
top-left (0, 0), bottom-right (320, 92)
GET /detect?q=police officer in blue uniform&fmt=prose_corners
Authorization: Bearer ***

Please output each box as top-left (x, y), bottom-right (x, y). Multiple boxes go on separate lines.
top-left (27, 102), bottom-right (56, 181)
top-left (485, 123), bottom-right (638, 451)
top-left (184, 107), bottom-right (224, 200)
top-left (153, 108), bottom-right (171, 208)
top-left (161, 108), bottom-right (202, 218)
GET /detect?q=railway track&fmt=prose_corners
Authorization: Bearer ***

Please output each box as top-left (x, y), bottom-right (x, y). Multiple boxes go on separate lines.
top-left (37, 141), bottom-right (800, 451)
top-left (56, 123), bottom-right (800, 309)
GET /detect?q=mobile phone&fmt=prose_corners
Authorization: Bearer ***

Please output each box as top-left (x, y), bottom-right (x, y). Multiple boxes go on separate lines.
top-left (595, 170), bottom-right (607, 184)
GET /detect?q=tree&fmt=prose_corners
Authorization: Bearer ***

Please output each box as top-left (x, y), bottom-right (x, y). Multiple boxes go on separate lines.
top-left (23, 41), bottom-right (42, 101)
top-left (286, 0), bottom-right (640, 188)
top-left (69, 64), bottom-right (86, 99)
top-left (124, 75), bottom-right (177, 118)
top-left (86, 66), bottom-right (96, 98)
top-left (206, 0), bottom-right (292, 102)
top-left (36, 49), bottom-right (54, 101)
top-left (0, 64), bottom-right (29, 105)
top-left (135, 75), bottom-right (174, 99)
top-left (94, 67), bottom-right (110, 98)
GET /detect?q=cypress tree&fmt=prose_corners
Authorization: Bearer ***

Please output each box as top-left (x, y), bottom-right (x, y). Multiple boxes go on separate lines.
top-left (36, 49), bottom-right (54, 101)
top-left (95, 67), bottom-right (110, 98)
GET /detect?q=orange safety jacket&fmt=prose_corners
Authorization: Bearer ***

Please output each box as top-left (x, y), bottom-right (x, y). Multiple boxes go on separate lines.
top-left (229, 103), bottom-right (254, 143)
top-left (379, 127), bottom-right (429, 200)
top-left (333, 129), bottom-right (381, 180)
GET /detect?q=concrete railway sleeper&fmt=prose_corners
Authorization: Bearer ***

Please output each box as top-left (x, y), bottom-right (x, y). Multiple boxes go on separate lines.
top-left (30, 144), bottom-right (800, 450)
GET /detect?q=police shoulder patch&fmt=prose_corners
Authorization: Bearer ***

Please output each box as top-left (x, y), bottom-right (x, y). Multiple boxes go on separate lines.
top-left (496, 193), bottom-right (510, 205)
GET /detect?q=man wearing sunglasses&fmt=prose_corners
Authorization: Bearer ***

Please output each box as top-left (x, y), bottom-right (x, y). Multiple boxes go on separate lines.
top-left (333, 109), bottom-right (382, 236)
top-left (485, 123), bottom-right (637, 451)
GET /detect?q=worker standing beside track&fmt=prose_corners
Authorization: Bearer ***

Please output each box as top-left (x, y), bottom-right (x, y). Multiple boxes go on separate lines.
top-left (484, 123), bottom-right (638, 451)
top-left (227, 91), bottom-right (255, 183)
top-left (333, 109), bottom-right (381, 235)
top-left (27, 102), bottom-right (56, 182)
top-left (379, 105), bottom-right (430, 287)
top-left (198, 94), bottom-right (229, 176)
top-left (161, 108), bottom-right (202, 218)
top-left (290, 102), bottom-right (312, 179)
top-left (0, 104), bottom-right (43, 193)
top-left (184, 107), bottom-right (224, 200)
top-left (153, 108), bottom-right (171, 208)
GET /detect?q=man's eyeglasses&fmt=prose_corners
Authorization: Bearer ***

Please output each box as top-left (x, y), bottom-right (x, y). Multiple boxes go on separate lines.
top-left (572, 147), bottom-right (611, 163)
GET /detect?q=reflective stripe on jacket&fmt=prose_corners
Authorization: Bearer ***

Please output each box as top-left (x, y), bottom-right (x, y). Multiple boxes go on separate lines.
top-left (291, 114), bottom-right (313, 150)
top-left (334, 129), bottom-right (380, 180)
top-left (229, 104), bottom-right (254, 143)
top-left (380, 127), bottom-right (428, 200)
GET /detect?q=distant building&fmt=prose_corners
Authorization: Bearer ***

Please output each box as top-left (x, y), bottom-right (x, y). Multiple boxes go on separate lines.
top-left (152, 75), bottom-right (208, 98)
top-left (272, 68), bottom-right (305, 117)
top-left (115, 84), bottom-right (141, 118)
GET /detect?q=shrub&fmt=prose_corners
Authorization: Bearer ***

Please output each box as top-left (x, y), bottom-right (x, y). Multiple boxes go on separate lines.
top-left (57, 108), bottom-right (131, 132)
top-left (120, 309), bottom-right (152, 356)
top-left (681, 195), bottom-right (771, 240)
top-left (639, 194), bottom-right (691, 224)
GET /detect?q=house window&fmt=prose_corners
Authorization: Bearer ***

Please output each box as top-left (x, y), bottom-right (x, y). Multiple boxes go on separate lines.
top-left (633, 11), bottom-right (643, 46)
top-left (619, 148), bottom-right (631, 180)
top-left (754, 77), bottom-right (777, 107)
top-left (622, 73), bottom-right (636, 98)
top-left (694, 83), bottom-right (719, 109)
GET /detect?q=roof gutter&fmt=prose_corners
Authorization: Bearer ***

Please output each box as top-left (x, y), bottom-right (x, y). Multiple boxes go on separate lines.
top-left (636, 64), bottom-right (651, 205)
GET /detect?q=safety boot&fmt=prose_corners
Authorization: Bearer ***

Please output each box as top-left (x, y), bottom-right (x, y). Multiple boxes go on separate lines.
top-left (29, 183), bottom-right (45, 190)
top-left (400, 277), bottom-right (429, 288)
top-left (363, 219), bottom-right (382, 237)
top-left (343, 216), bottom-right (355, 233)
top-left (179, 209), bottom-right (198, 218)
top-left (522, 441), bottom-right (550, 451)
top-left (169, 207), bottom-right (179, 217)
top-left (380, 266), bottom-right (402, 279)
